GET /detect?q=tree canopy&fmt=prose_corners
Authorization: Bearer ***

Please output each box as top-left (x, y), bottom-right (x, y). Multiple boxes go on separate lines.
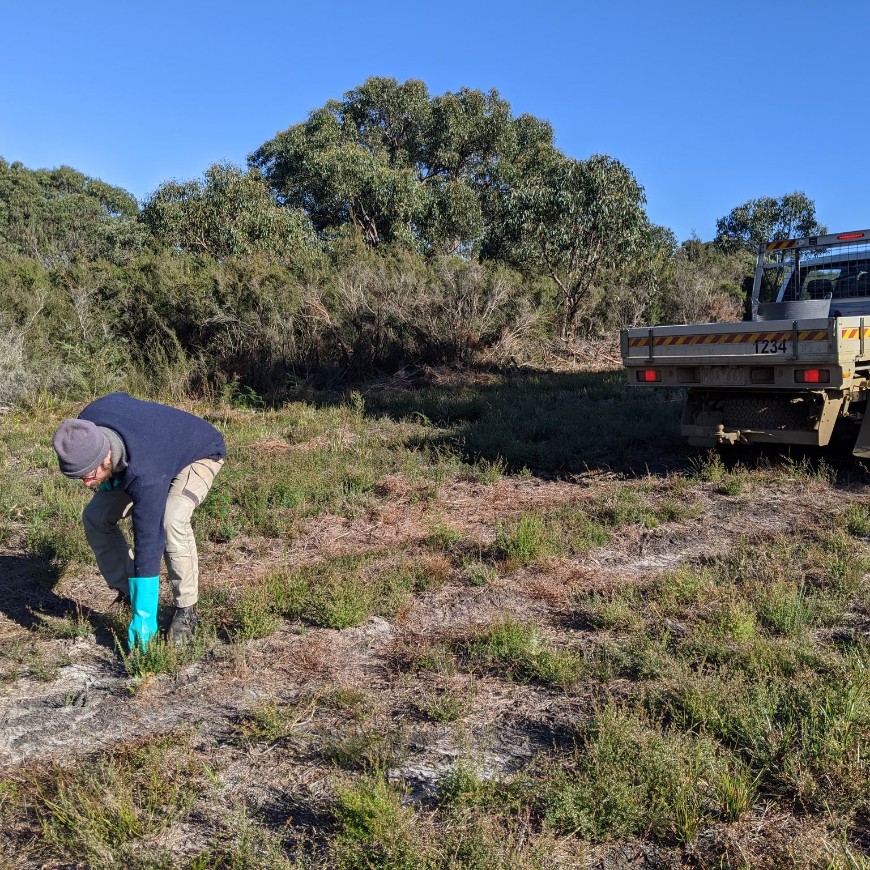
top-left (140, 163), bottom-right (316, 261)
top-left (502, 154), bottom-right (649, 340)
top-left (714, 192), bottom-right (825, 253)
top-left (0, 158), bottom-right (141, 266)
top-left (0, 76), bottom-right (835, 398)
top-left (249, 77), bottom-right (557, 256)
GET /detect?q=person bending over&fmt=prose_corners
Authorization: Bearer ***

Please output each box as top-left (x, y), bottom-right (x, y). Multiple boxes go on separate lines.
top-left (52, 392), bottom-right (226, 650)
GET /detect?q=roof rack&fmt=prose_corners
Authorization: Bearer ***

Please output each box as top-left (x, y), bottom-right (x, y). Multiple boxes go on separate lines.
top-left (764, 229), bottom-right (870, 252)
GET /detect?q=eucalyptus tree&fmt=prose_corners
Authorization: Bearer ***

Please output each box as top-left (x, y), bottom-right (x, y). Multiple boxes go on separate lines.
top-left (504, 154), bottom-right (649, 342)
top-left (714, 192), bottom-right (824, 253)
top-left (249, 77), bottom-right (557, 256)
top-left (0, 158), bottom-right (141, 266)
top-left (140, 163), bottom-right (316, 261)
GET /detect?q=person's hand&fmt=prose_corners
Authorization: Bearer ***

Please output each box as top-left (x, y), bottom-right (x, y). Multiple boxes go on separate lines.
top-left (128, 576), bottom-right (159, 651)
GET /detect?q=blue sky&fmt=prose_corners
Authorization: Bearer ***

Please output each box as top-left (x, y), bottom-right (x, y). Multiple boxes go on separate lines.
top-left (3, 1), bottom-right (868, 243)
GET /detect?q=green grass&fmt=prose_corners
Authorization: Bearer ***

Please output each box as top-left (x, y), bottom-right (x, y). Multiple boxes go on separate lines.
top-left (11, 735), bottom-right (202, 867)
top-left (26, 477), bottom-right (93, 574)
top-left (364, 370), bottom-right (685, 471)
top-left (188, 807), bottom-right (296, 870)
top-left (266, 552), bottom-right (448, 629)
top-left (538, 705), bottom-right (732, 844)
top-left (465, 618), bottom-right (585, 689)
top-left (651, 656), bottom-right (869, 811)
top-left (492, 487), bottom-right (700, 568)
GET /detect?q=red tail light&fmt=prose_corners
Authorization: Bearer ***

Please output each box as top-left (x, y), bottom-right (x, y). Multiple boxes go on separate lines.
top-left (637, 369), bottom-right (661, 383)
top-left (794, 369), bottom-right (830, 383)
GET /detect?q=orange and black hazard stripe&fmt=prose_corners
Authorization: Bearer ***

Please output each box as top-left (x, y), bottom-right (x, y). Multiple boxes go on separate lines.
top-left (841, 327), bottom-right (870, 339)
top-left (765, 239), bottom-right (798, 251)
top-left (628, 329), bottom-right (828, 348)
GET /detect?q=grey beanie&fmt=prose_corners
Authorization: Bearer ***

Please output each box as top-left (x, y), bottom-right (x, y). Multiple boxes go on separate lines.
top-left (52, 419), bottom-right (110, 478)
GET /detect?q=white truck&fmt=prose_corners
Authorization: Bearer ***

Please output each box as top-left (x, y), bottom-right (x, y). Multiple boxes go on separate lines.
top-left (620, 229), bottom-right (870, 456)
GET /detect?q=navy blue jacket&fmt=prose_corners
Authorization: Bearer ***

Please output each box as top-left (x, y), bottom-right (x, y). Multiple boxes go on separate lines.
top-left (80, 392), bottom-right (226, 577)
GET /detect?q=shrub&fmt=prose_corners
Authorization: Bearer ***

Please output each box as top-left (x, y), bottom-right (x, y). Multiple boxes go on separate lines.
top-left (541, 706), bottom-right (728, 843)
top-left (330, 775), bottom-right (423, 870)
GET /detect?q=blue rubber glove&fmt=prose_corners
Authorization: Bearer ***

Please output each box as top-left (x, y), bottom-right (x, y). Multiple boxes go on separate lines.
top-left (128, 576), bottom-right (159, 651)
top-left (98, 479), bottom-right (120, 492)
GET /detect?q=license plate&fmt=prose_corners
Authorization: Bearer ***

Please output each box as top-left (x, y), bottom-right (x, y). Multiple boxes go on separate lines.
top-left (700, 367), bottom-right (745, 386)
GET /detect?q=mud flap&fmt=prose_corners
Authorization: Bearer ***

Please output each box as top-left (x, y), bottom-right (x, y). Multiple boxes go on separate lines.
top-left (853, 410), bottom-right (870, 458)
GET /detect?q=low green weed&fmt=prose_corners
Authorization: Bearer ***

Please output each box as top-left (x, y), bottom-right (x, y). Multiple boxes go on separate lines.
top-left (495, 512), bottom-right (553, 565)
top-left (307, 577), bottom-right (379, 630)
top-left (438, 762), bottom-right (501, 809)
top-left (462, 558), bottom-right (498, 586)
top-left (775, 454), bottom-right (836, 485)
top-left (35, 604), bottom-right (94, 640)
top-left (324, 685), bottom-right (376, 720)
top-left (707, 598), bottom-right (757, 643)
top-left (574, 587), bottom-right (644, 631)
top-left (397, 640), bottom-right (457, 676)
top-left (231, 585), bottom-right (281, 641)
top-left (547, 504), bottom-right (612, 553)
top-left (422, 520), bottom-right (465, 551)
top-left (467, 618), bottom-right (584, 688)
top-left (600, 485), bottom-right (701, 527)
top-left (27, 651), bottom-right (65, 682)
top-left (689, 450), bottom-right (727, 483)
top-left (322, 728), bottom-right (407, 773)
top-left (27, 735), bottom-right (201, 867)
top-left (540, 705), bottom-right (726, 844)
top-left (493, 504), bottom-right (612, 566)
top-left (462, 455), bottom-right (506, 485)
top-left (844, 502), bottom-right (870, 537)
top-left (412, 684), bottom-right (468, 723)
top-left (493, 488), bottom-right (698, 569)
top-left (756, 581), bottom-right (817, 636)
top-left (119, 626), bottom-right (213, 679)
top-left (580, 633), bottom-right (673, 683)
top-left (268, 552), bottom-right (445, 629)
top-left (233, 696), bottom-right (316, 746)
top-left (712, 759), bottom-right (760, 822)
top-left (652, 564), bottom-right (711, 611)
top-left (330, 775), bottom-right (422, 870)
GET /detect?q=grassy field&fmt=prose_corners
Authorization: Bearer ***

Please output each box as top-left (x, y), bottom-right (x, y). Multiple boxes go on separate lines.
top-left (0, 366), bottom-right (868, 868)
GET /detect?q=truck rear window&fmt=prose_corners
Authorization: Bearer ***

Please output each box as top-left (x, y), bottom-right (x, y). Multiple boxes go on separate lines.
top-left (775, 247), bottom-right (870, 303)
top-left (780, 262), bottom-right (870, 301)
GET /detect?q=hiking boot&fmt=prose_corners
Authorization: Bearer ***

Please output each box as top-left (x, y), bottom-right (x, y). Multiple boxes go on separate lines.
top-left (168, 605), bottom-right (199, 645)
top-left (107, 589), bottom-right (130, 613)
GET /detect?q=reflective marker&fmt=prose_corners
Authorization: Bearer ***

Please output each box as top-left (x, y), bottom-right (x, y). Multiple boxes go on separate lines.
top-left (794, 369), bottom-right (830, 384)
top-left (637, 369), bottom-right (661, 383)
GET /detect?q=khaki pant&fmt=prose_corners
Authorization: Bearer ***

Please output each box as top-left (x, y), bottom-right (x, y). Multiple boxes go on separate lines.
top-left (82, 458), bottom-right (223, 607)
